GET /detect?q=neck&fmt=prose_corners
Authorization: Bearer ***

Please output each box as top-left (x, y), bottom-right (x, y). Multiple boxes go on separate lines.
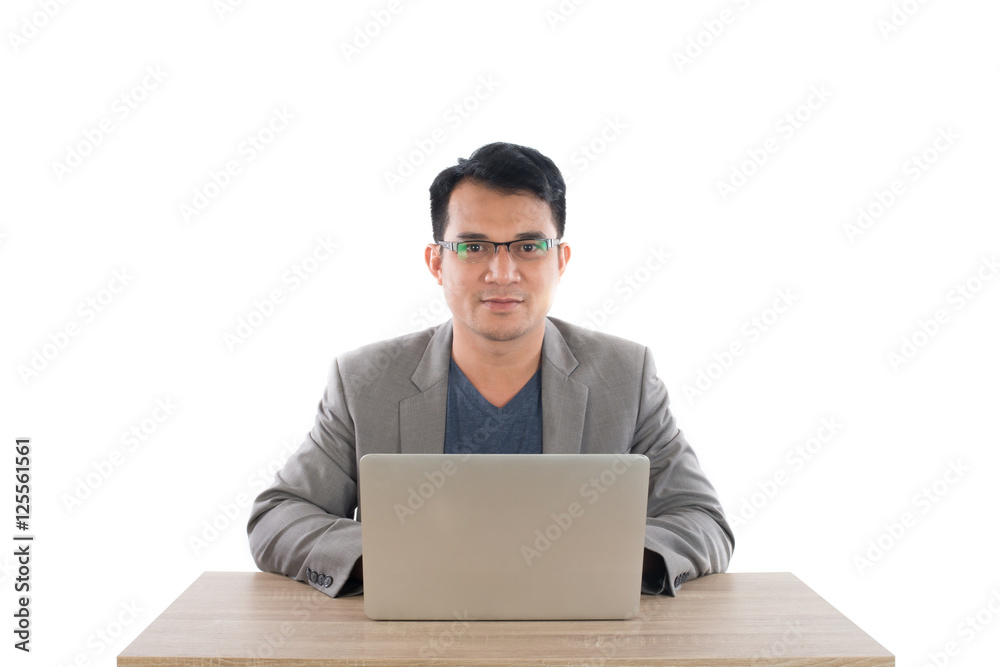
top-left (450, 321), bottom-right (545, 406)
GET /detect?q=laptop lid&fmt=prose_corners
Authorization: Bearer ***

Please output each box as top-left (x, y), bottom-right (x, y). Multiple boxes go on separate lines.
top-left (359, 453), bottom-right (649, 620)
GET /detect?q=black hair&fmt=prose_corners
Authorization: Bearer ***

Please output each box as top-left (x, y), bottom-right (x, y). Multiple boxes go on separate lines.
top-left (429, 142), bottom-right (566, 242)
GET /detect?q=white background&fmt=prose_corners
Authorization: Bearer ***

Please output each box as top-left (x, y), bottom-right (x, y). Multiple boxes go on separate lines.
top-left (3, 1), bottom-right (999, 665)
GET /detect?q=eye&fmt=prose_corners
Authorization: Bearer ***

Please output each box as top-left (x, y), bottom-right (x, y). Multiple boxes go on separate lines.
top-left (463, 243), bottom-right (486, 254)
top-left (519, 242), bottom-right (540, 254)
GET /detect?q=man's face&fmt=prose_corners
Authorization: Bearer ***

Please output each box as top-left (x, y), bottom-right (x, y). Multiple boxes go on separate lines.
top-left (425, 180), bottom-right (570, 344)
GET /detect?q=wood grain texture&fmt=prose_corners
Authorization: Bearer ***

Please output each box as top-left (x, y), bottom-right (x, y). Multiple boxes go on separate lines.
top-left (117, 572), bottom-right (893, 666)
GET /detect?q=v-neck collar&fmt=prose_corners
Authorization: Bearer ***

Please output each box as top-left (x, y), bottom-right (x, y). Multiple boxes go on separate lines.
top-left (449, 358), bottom-right (541, 415)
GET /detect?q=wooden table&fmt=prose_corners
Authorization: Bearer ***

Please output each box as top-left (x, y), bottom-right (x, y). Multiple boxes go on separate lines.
top-left (118, 571), bottom-right (893, 666)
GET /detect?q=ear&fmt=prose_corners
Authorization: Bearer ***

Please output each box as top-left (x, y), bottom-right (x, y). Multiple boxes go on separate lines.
top-left (425, 244), bottom-right (443, 286)
top-left (557, 242), bottom-right (571, 279)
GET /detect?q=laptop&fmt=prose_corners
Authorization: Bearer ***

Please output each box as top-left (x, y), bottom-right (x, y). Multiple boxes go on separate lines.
top-left (359, 453), bottom-right (649, 620)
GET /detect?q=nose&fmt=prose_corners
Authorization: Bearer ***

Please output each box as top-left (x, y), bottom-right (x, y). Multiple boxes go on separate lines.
top-left (485, 245), bottom-right (519, 286)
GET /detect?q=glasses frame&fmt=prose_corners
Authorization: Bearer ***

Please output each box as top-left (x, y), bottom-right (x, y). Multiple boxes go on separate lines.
top-left (434, 238), bottom-right (561, 263)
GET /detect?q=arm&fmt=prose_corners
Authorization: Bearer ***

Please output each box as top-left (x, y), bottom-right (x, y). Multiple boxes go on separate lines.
top-left (247, 358), bottom-right (365, 597)
top-left (632, 347), bottom-right (735, 595)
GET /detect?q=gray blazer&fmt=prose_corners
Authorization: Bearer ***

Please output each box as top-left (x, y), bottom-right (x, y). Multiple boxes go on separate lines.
top-left (248, 317), bottom-right (734, 597)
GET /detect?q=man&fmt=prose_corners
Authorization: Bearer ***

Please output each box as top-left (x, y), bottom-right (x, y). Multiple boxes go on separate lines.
top-left (247, 142), bottom-right (733, 597)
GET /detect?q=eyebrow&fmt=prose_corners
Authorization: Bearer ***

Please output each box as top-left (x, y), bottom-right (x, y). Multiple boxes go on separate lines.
top-left (454, 231), bottom-right (549, 241)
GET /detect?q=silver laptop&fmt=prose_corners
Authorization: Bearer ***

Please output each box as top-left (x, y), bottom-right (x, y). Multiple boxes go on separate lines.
top-left (359, 453), bottom-right (649, 620)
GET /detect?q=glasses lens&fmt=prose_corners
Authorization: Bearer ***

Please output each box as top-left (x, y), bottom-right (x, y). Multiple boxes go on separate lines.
top-left (456, 241), bottom-right (495, 263)
top-left (511, 240), bottom-right (550, 261)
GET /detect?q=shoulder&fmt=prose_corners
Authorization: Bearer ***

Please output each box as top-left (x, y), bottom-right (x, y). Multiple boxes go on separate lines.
top-left (338, 325), bottom-right (438, 364)
top-left (333, 324), bottom-right (441, 385)
top-left (547, 316), bottom-right (647, 355)
top-left (546, 317), bottom-right (649, 372)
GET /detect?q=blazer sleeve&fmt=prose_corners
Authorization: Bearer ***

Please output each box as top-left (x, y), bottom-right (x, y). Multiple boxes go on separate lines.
top-left (246, 358), bottom-right (364, 597)
top-left (631, 347), bottom-right (735, 595)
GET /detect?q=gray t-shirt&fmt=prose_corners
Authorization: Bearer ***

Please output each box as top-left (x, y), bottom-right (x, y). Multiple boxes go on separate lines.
top-left (443, 359), bottom-right (543, 454)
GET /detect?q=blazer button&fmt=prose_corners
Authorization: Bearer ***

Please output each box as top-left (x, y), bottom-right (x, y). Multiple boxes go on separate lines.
top-left (324, 575), bottom-right (333, 588)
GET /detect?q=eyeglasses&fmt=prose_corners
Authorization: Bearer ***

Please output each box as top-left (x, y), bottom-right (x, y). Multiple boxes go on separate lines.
top-left (435, 238), bottom-right (560, 264)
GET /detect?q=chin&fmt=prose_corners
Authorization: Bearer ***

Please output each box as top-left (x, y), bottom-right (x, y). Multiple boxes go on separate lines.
top-left (475, 317), bottom-right (540, 343)
top-left (480, 329), bottom-right (529, 342)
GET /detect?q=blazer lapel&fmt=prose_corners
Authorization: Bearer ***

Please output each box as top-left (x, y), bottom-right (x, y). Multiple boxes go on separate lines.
top-left (541, 319), bottom-right (588, 454)
top-left (399, 321), bottom-right (453, 454)
top-left (399, 318), bottom-right (589, 455)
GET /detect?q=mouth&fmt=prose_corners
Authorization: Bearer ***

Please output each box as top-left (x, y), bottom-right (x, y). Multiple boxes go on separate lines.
top-left (481, 297), bottom-right (523, 312)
